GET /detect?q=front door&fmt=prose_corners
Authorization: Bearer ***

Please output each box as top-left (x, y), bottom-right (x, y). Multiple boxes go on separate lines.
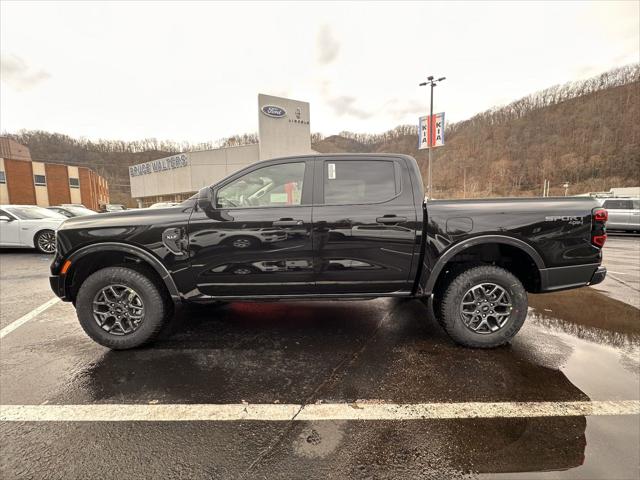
top-left (187, 159), bottom-right (315, 298)
top-left (0, 209), bottom-right (20, 245)
top-left (312, 157), bottom-right (419, 294)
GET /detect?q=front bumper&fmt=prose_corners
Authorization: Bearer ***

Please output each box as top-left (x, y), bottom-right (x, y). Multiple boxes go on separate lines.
top-left (49, 275), bottom-right (68, 301)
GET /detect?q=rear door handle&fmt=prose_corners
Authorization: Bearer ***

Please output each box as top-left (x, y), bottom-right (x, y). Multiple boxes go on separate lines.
top-left (273, 219), bottom-right (304, 227)
top-left (376, 216), bottom-right (407, 224)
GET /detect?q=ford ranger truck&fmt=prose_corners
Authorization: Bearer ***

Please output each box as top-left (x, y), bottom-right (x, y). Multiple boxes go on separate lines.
top-left (49, 154), bottom-right (608, 350)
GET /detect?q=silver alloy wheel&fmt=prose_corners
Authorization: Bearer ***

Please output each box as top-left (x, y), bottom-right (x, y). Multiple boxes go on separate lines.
top-left (92, 284), bottom-right (145, 335)
top-left (37, 231), bottom-right (57, 253)
top-left (232, 238), bottom-right (251, 248)
top-left (459, 282), bottom-right (513, 334)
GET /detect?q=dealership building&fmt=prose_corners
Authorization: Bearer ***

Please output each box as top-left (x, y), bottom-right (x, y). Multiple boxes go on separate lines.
top-left (129, 94), bottom-right (316, 206)
top-left (0, 138), bottom-right (109, 210)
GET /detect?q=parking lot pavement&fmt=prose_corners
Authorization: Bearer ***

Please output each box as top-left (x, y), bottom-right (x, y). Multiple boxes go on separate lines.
top-left (0, 250), bottom-right (57, 329)
top-left (1, 250), bottom-right (639, 479)
top-left (592, 234), bottom-right (640, 309)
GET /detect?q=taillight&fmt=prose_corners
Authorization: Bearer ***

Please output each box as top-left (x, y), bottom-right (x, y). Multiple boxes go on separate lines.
top-left (591, 208), bottom-right (607, 248)
top-left (594, 209), bottom-right (608, 223)
top-left (592, 234), bottom-right (607, 248)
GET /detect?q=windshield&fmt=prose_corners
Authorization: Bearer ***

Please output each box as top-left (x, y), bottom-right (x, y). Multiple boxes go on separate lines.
top-left (65, 206), bottom-right (95, 216)
top-left (6, 206), bottom-right (66, 220)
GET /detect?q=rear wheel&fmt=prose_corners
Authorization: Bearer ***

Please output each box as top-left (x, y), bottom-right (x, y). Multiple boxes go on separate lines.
top-left (34, 230), bottom-right (56, 254)
top-left (75, 266), bottom-right (169, 349)
top-left (436, 265), bottom-right (527, 348)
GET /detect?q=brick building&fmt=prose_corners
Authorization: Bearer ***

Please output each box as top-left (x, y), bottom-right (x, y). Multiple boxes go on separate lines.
top-left (0, 138), bottom-right (109, 210)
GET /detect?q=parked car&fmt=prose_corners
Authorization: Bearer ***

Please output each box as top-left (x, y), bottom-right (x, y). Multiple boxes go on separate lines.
top-left (47, 205), bottom-right (97, 218)
top-left (0, 205), bottom-right (67, 253)
top-left (49, 154), bottom-right (607, 350)
top-left (598, 197), bottom-right (640, 232)
top-left (99, 204), bottom-right (126, 213)
top-left (148, 202), bottom-right (181, 209)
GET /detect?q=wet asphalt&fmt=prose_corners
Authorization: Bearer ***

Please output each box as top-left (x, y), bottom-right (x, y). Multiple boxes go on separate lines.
top-left (1, 236), bottom-right (639, 479)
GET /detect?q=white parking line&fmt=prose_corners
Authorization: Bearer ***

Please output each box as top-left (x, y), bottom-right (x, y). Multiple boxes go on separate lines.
top-left (0, 297), bottom-right (60, 339)
top-left (1, 400), bottom-right (638, 422)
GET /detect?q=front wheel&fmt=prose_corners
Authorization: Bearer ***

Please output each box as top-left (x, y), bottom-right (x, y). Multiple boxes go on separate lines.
top-left (436, 265), bottom-right (528, 348)
top-left (34, 229), bottom-right (56, 254)
top-left (75, 266), bottom-right (170, 349)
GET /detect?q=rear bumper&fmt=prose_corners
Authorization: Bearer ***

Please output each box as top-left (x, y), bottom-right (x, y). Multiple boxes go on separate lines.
top-left (539, 263), bottom-right (605, 292)
top-left (589, 266), bottom-right (607, 286)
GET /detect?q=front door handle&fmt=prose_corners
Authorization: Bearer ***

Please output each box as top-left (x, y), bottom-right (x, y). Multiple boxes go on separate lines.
top-left (273, 219), bottom-right (304, 227)
top-left (376, 216), bottom-right (407, 224)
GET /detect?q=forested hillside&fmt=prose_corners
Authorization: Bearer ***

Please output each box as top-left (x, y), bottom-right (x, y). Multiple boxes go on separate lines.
top-left (5, 64), bottom-right (638, 203)
top-left (314, 64), bottom-right (640, 197)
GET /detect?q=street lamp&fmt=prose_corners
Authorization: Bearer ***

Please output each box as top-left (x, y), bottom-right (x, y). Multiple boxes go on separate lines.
top-left (419, 76), bottom-right (446, 198)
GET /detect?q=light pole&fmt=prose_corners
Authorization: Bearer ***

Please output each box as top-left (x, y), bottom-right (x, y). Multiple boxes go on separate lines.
top-left (419, 76), bottom-right (445, 198)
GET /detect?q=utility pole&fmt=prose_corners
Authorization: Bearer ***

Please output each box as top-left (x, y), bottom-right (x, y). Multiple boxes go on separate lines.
top-left (463, 166), bottom-right (467, 199)
top-left (419, 76), bottom-right (445, 198)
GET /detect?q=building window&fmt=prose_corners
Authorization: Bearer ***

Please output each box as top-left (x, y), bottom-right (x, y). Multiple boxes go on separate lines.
top-left (34, 174), bottom-right (47, 186)
top-left (69, 177), bottom-right (80, 188)
top-left (0, 171), bottom-right (5, 184)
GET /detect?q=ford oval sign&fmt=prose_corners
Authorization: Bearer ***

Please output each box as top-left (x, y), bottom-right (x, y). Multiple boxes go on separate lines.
top-left (261, 105), bottom-right (287, 118)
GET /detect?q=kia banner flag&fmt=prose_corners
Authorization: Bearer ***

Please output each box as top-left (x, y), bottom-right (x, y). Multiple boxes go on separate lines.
top-left (418, 112), bottom-right (445, 149)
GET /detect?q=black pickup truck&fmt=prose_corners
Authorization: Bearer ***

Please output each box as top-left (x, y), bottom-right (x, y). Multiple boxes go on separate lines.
top-left (50, 154), bottom-right (607, 350)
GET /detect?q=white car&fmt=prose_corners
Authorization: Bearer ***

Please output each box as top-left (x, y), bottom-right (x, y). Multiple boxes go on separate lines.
top-left (0, 205), bottom-right (67, 254)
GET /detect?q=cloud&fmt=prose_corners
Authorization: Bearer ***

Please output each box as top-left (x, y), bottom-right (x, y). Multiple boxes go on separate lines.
top-left (325, 95), bottom-right (375, 119)
top-left (1, 53), bottom-right (51, 91)
top-left (316, 25), bottom-right (340, 65)
top-left (387, 99), bottom-right (424, 120)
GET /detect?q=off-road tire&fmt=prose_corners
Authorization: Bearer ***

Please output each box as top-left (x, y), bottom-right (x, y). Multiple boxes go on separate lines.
top-left (437, 265), bottom-right (527, 348)
top-left (76, 266), bottom-right (169, 349)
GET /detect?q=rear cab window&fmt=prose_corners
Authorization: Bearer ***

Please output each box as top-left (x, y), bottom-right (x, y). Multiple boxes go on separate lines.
top-left (322, 159), bottom-right (401, 205)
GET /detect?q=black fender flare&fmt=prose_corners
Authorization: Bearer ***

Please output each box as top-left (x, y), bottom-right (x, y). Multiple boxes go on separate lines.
top-left (422, 235), bottom-right (545, 294)
top-left (65, 242), bottom-right (181, 303)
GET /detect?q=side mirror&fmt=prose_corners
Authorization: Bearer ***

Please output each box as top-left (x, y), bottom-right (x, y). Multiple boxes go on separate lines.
top-left (197, 186), bottom-right (215, 210)
top-left (0, 215), bottom-right (12, 222)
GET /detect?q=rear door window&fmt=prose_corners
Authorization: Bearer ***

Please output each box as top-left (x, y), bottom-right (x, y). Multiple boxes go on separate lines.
top-left (603, 200), bottom-right (633, 209)
top-left (323, 160), bottom-right (399, 205)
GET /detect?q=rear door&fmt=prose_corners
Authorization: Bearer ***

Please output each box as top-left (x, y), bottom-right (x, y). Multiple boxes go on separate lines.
top-left (187, 158), bottom-right (315, 297)
top-left (312, 157), bottom-right (418, 294)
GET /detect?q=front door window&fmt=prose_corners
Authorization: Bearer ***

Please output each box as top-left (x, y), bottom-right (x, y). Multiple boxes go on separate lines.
top-left (217, 162), bottom-right (305, 208)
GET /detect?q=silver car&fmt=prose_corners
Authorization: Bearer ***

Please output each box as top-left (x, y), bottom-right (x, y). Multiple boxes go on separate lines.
top-left (599, 198), bottom-right (640, 232)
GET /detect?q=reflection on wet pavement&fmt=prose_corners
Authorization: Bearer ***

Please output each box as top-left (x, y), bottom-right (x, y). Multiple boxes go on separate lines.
top-left (1, 275), bottom-right (639, 478)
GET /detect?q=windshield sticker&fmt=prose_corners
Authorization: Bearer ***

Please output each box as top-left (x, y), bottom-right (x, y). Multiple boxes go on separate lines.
top-left (328, 163), bottom-right (336, 180)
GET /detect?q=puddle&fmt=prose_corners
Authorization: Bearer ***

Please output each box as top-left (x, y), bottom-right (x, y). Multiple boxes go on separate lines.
top-left (528, 287), bottom-right (640, 337)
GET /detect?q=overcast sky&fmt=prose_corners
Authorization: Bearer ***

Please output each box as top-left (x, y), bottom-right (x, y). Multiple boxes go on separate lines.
top-left (1, 1), bottom-right (638, 143)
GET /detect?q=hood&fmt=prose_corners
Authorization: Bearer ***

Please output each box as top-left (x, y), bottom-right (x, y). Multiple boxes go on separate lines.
top-left (58, 205), bottom-right (192, 232)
